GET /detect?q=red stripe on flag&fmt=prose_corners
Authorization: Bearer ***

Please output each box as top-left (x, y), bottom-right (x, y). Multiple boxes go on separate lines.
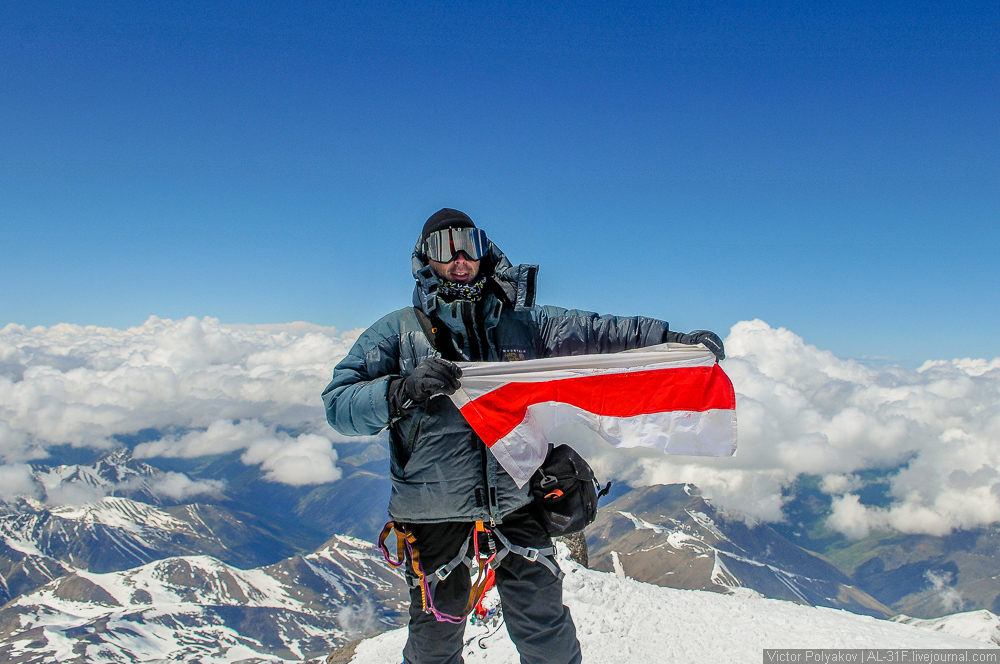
top-left (459, 364), bottom-right (735, 447)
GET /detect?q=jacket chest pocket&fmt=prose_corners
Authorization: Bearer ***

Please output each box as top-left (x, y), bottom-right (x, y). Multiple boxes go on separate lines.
top-left (404, 413), bottom-right (423, 457)
top-left (390, 411), bottom-right (424, 475)
top-left (495, 320), bottom-right (536, 361)
top-left (500, 348), bottom-right (528, 362)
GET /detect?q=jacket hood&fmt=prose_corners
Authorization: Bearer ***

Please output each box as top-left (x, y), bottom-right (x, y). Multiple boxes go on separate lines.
top-left (411, 236), bottom-right (538, 316)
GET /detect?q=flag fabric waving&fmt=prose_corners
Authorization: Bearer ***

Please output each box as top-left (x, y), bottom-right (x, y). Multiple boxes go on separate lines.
top-left (449, 343), bottom-right (737, 487)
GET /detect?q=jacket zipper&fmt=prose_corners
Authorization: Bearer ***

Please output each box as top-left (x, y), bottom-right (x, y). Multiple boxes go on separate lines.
top-left (477, 435), bottom-right (497, 525)
top-left (462, 301), bottom-right (482, 361)
top-left (462, 300), bottom-right (498, 523)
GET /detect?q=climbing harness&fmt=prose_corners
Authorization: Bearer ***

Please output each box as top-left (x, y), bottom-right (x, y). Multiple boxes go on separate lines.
top-left (378, 519), bottom-right (563, 625)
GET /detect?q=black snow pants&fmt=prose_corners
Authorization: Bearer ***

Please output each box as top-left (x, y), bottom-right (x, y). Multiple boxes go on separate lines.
top-left (400, 505), bottom-right (582, 664)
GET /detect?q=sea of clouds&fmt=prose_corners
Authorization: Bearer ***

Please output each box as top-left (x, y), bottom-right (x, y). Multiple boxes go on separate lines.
top-left (2, 315), bottom-right (999, 538)
top-left (0, 316), bottom-right (359, 503)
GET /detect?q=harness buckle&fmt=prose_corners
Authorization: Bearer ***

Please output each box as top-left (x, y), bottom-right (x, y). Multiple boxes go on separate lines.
top-left (523, 547), bottom-right (540, 562)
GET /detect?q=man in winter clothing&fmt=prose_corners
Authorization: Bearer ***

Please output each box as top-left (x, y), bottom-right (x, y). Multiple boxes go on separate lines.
top-left (322, 208), bottom-right (724, 664)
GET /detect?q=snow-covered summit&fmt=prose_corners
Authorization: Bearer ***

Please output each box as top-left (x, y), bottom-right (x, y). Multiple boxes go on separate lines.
top-left (350, 547), bottom-right (994, 664)
top-left (893, 610), bottom-right (1000, 647)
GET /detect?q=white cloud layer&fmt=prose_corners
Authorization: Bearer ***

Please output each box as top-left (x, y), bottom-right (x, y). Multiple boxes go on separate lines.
top-left (0, 316), bottom-right (358, 489)
top-left (30, 471), bottom-right (225, 507)
top-left (561, 319), bottom-right (1000, 538)
top-left (3, 316), bottom-right (1000, 536)
top-left (0, 463), bottom-right (224, 508)
top-left (147, 472), bottom-right (226, 501)
top-left (0, 463), bottom-right (42, 501)
top-left (134, 420), bottom-right (343, 486)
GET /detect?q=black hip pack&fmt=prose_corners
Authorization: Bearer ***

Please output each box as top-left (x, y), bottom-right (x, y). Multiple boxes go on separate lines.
top-left (530, 444), bottom-right (612, 536)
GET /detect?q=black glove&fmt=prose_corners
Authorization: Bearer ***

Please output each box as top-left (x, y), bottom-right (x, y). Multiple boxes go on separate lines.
top-left (388, 356), bottom-right (462, 416)
top-left (666, 329), bottom-right (725, 361)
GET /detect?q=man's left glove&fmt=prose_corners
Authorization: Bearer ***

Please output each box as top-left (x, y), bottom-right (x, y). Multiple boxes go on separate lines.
top-left (387, 356), bottom-right (463, 417)
top-left (666, 330), bottom-right (725, 361)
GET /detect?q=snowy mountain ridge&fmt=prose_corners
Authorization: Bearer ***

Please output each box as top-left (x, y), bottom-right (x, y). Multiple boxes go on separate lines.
top-left (589, 484), bottom-right (892, 616)
top-left (0, 536), bottom-right (409, 663)
top-left (31, 450), bottom-right (159, 496)
top-left (893, 610), bottom-right (1000, 647)
top-left (3, 540), bottom-right (995, 664)
top-left (0, 493), bottom-right (295, 575)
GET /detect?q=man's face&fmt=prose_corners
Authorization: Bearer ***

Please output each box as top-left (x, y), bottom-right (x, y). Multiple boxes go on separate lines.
top-left (429, 252), bottom-right (480, 284)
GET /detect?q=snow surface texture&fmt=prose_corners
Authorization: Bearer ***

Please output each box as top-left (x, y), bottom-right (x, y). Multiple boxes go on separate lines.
top-left (894, 610), bottom-right (1000, 647)
top-left (351, 548), bottom-right (994, 664)
top-left (4, 316), bottom-right (1000, 538)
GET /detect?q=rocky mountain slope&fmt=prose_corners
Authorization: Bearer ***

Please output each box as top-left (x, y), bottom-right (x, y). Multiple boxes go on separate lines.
top-left (5, 447), bottom-right (999, 630)
top-left (0, 451), bottom-right (324, 603)
top-left (775, 474), bottom-right (1000, 618)
top-left (0, 495), bottom-right (303, 602)
top-left (586, 484), bottom-right (891, 616)
top-left (146, 440), bottom-right (393, 545)
top-left (0, 535), bottom-right (408, 663)
top-left (0, 539), bottom-right (71, 607)
top-left (27, 449), bottom-right (169, 506)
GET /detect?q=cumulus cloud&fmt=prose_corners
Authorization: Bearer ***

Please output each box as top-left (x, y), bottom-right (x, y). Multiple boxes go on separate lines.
top-left (0, 464), bottom-right (43, 501)
top-left (134, 418), bottom-right (277, 459)
top-left (44, 480), bottom-right (109, 507)
top-left (147, 472), bottom-right (225, 501)
top-left (0, 316), bottom-right (356, 482)
top-left (241, 433), bottom-right (343, 486)
top-left (555, 319), bottom-right (1000, 537)
top-left (135, 419), bottom-right (343, 486)
top-left (819, 473), bottom-right (864, 495)
top-left (0, 458), bottom-right (225, 508)
top-left (337, 597), bottom-right (381, 639)
top-left (5, 316), bottom-right (1000, 536)
top-left (924, 570), bottom-right (965, 613)
top-left (827, 494), bottom-right (879, 539)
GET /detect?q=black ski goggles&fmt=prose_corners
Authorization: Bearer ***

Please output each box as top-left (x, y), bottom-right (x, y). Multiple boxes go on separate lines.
top-left (422, 227), bottom-right (489, 263)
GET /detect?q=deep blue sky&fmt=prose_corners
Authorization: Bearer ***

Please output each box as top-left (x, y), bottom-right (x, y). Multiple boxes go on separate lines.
top-left (2, 1), bottom-right (997, 366)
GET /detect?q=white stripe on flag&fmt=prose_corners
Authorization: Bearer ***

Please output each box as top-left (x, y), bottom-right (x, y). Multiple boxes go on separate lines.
top-left (449, 343), bottom-right (738, 487)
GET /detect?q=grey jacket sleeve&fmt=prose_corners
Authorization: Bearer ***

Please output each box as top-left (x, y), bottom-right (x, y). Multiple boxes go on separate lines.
top-left (321, 325), bottom-right (399, 436)
top-left (535, 305), bottom-right (670, 357)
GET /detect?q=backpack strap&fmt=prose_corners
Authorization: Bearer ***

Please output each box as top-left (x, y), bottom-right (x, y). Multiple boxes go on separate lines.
top-left (412, 307), bottom-right (438, 348)
top-left (412, 306), bottom-right (461, 361)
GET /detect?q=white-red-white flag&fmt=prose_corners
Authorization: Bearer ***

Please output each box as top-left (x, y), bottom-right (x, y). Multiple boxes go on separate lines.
top-left (449, 343), bottom-right (737, 487)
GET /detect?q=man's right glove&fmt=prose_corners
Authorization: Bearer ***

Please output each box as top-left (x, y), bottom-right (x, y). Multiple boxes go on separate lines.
top-left (388, 356), bottom-right (463, 417)
top-left (665, 329), bottom-right (726, 361)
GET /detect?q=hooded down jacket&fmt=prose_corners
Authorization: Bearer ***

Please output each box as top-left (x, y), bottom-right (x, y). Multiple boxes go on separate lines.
top-left (322, 239), bottom-right (671, 523)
